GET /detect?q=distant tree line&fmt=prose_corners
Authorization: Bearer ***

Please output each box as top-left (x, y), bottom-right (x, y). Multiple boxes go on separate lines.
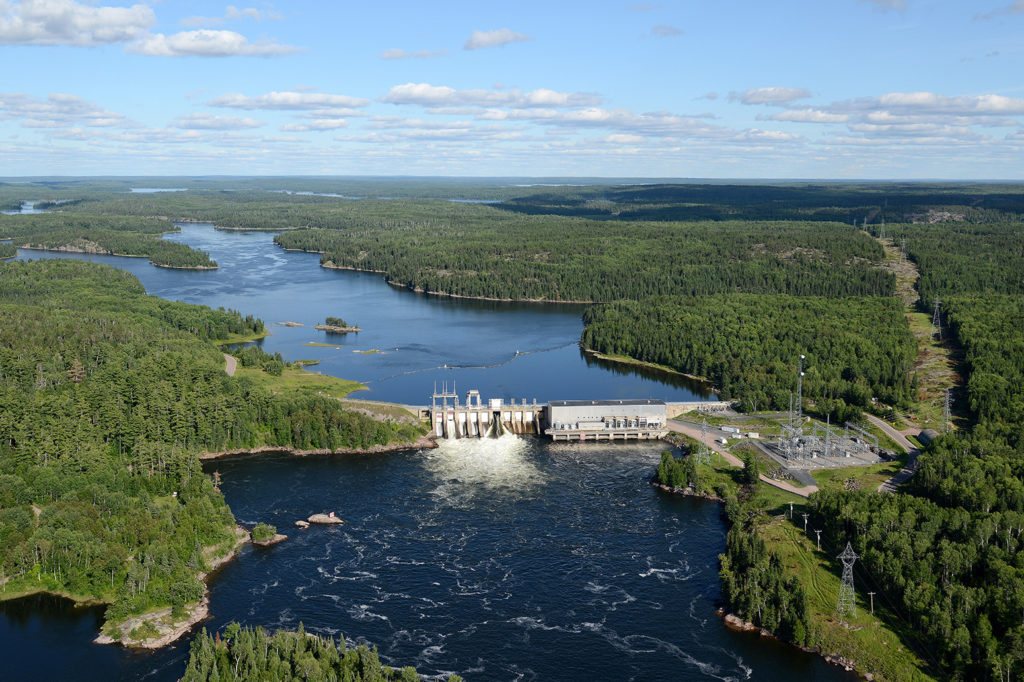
top-left (0, 214), bottom-right (215, 268)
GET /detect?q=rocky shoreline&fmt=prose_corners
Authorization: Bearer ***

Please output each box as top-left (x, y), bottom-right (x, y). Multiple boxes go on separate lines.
top-left (314, 323), bottom-right (362, 333)
top-left (197, 434), bottom-right (438, 461)
top-left (650, 480), bottom-right (725, 502)
top-left (94, 525), bottom-right (250, 649)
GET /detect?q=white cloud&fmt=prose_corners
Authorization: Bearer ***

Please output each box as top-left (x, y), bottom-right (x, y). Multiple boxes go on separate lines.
top-left (182, 5), bottom-right (283, 27)
top-left (765, 109), bottom-right (849, 123)
top-left (380, 83), bottom-right (601, 108)
top-left (860, 0), bottom-right (907, 11)
top-left (281, 118), bottom-right (348, 131)
top-left (0, 92), bottom-right (130, 127)
top-left (170, 113), bottom-right (263, 130)
top-left (128, 29), bottom-right (299, 57)
top-left (732, 87), bottom-right (812, 105)
top-left (0, 0), bottom-right (153, 46)
top-left (651, 24), bottom-right (683, 37)
top-left (380, 47), bottom-right (445, 60)
top-left (464, 28), bottom-right (532, 50)
top-left (976, 1), bottom-right (1024, 19)
top-left (209, 91), bottom-right (370, 110)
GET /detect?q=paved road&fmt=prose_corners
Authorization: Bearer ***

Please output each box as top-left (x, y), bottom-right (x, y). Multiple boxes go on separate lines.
top-left (223, 353), bottom-right (237, 377)
top-left (666, 421), bottom-right (818, 498)
top-left (865, 413), bottom-right (921, 493)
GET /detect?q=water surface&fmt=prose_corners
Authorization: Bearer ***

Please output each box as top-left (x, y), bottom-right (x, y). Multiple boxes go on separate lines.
top-left (15, 223), bottom-right (710, 404)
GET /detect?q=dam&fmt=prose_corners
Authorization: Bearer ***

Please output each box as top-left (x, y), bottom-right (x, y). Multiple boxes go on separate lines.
top-left (421, 385), bottom-right (732, 441)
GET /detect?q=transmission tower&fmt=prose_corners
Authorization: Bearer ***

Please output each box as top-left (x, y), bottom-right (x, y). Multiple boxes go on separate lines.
top-left (696, 419), bottom-right (712, 465)
top-left (931, 298), bottom-right (942, 341)
top-left (899, 236), bottom-right (907, 265)
top-left (796, 354), bottom-right (805, 435)
top-left (943, 388), bottom-right (952, 433)
top-left (880, 201), bottom-right (887, 240)
top-left (837, 542), bottom-right (858, 623)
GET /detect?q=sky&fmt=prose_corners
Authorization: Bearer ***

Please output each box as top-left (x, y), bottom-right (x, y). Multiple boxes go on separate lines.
top-left (1, 0), bottom-right (1024, 179)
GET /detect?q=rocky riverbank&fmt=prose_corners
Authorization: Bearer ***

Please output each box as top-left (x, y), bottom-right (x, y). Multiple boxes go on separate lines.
top-left (197, 434), bottom-right (437, 461)
top-left (94, 525), bottom-right (249, 649)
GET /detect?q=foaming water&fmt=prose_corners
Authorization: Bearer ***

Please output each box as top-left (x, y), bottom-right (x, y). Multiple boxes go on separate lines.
top-left (422, 434), bottom-right (546, 504)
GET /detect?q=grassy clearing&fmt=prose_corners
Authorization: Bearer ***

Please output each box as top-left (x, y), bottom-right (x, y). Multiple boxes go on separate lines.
top-left (760, 518), bottom-right (935, 681)
top-left (810, 457), bottom-right (905, 492)
top-left (877, 236), bottom-right (959, 431)
top-left (234, 365), bottom-right (366, 398)
top-left (338, 399), bottom-right (420, 424)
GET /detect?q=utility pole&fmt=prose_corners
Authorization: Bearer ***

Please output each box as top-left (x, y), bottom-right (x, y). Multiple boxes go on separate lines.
top-left (837, 542), bottom-right (859, 623)
top-left (868, 591), bottom-right (876, 616)
top-left (789, 502), bottom-right (794, 520)
top-left (815, 529), bottom-right (822, 550)
top-left (802, 513), bottom-right (809, 532)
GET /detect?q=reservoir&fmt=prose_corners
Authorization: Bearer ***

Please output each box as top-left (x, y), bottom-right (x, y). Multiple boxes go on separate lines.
top-left (14, 223), bottom-right (711, 404)
top-left (2, 224), bottom-right (852, 680)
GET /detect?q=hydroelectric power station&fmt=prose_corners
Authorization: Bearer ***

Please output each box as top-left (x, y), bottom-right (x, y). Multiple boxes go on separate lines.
top-left (425, 384), bottom-right (730, 441)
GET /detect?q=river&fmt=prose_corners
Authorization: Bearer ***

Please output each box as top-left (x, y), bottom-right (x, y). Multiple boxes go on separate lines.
top-left (1, 223), bottom-right (853, 680)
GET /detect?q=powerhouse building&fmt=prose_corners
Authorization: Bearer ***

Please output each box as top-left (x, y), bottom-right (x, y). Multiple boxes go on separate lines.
top-left (545, 399), bottom-right (667, 441)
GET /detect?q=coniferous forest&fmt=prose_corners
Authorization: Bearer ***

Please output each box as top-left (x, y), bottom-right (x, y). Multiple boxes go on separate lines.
top-left (0, 259), bottom-right (423, 633)
top-left (181, 623), bottom-right (454, 682)
top-left (1, 179), bottom-right (1024, 680)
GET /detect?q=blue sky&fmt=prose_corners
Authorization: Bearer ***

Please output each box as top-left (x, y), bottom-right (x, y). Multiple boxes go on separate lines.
top-left (2, 0), bottom-right (1023, 178)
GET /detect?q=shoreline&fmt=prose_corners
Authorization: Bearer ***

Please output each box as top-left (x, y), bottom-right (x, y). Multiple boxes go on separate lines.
top-left (16, 245), bottom-right (218, 270)
top-left (651, 479), bottom-right (869, 678)
top-left (316, 257), bottom-right (598, 304)
top-left (197, 433), bottom-right (438, 461)
top-left (93, 526), bottom-right (250, 649)
top-left (582, 348), bottom-right (718, 390)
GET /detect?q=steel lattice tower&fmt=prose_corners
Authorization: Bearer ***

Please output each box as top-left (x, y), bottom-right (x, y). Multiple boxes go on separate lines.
top-left (931, 298), bottom-right (942, 341)
top-left (837, 542), bottom-right (858, 623)
top-left (899, 236), bottom-right (907, 264)
top-left (696, 419), bottom-right (712, 465)
top-left (943, 388), bottom-right (952, 433)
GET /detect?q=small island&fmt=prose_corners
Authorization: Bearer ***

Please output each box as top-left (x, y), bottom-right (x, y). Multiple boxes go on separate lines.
top-left (251, 523), bottom-right (287, 547)
top-left (314, 316), bottom-right (362, 333)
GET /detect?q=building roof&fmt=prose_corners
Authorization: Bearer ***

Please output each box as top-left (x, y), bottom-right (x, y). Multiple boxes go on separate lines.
top-left (549, 399), bottom-right (665, 407)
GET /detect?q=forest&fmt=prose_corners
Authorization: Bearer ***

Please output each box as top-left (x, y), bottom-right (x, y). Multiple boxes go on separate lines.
top-left (0, 259), bottom-right (423, 635)
top-left (3, 178), bottom-right (1024, 679)
top-left (714, 210), bottom-right (1024, 679)
top-left (0, 214), bottom-right (216, 269)
top-left (181, 622), bottom-right (457, 682)
top-left (275, 217), bottom-right (891, 301)
top-left (582, 294), bottom-right (915, 418)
